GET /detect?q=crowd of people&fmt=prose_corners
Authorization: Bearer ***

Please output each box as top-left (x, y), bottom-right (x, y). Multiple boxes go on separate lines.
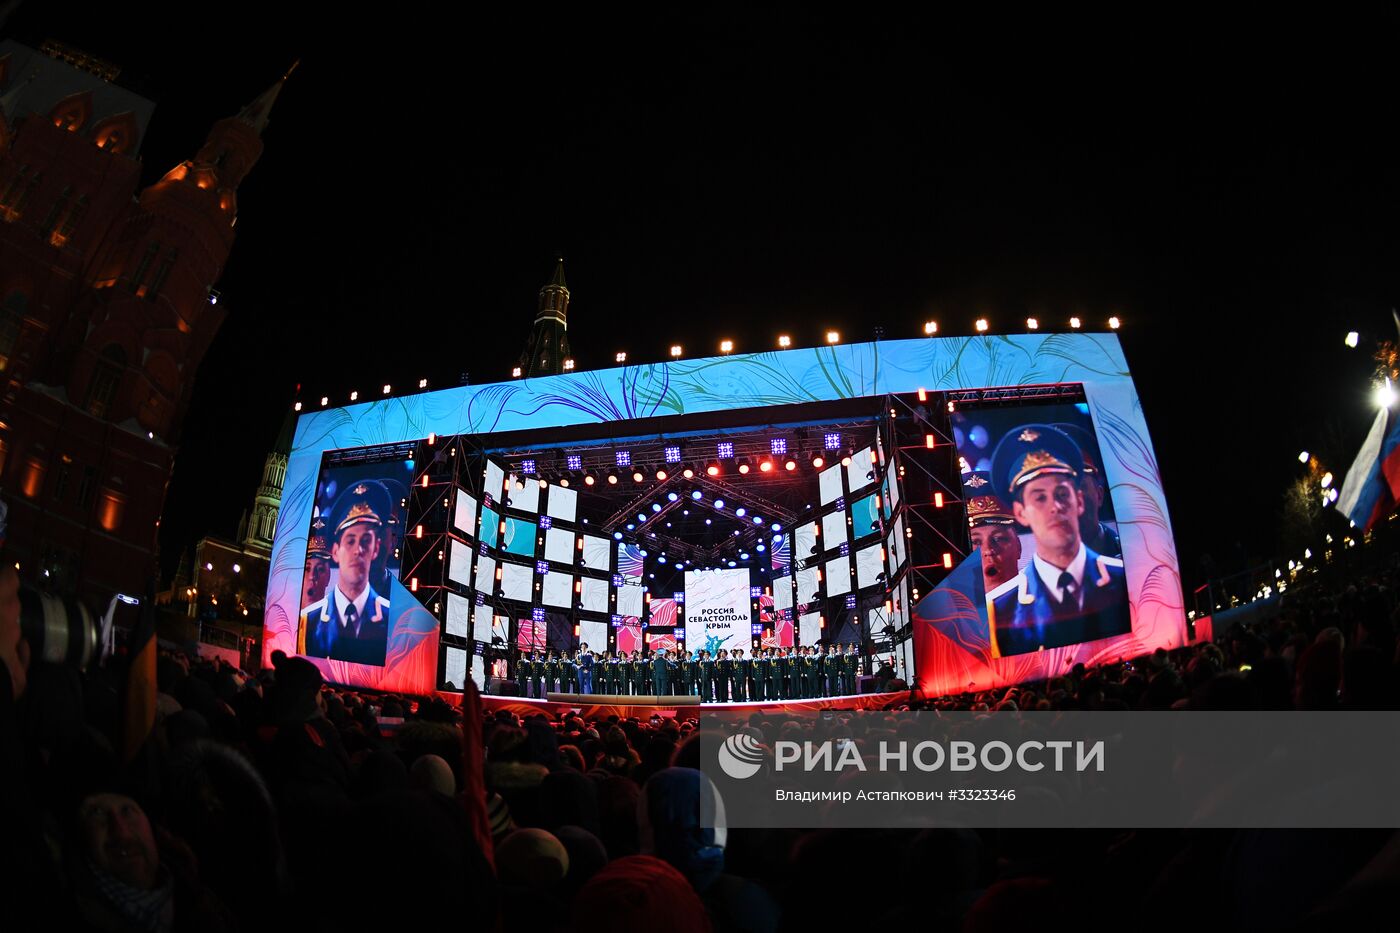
top-left (4, 552), bottom-right (1400, 932)
top-left (514, 643), bottom-right (864, 701)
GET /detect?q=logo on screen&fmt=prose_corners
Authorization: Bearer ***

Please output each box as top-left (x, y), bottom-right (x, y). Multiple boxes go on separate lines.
top-left (718, 734), bottom-right (764, 780)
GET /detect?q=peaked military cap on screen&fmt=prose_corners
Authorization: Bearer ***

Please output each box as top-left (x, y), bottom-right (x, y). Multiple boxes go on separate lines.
top-left (964, 470), bottom-right (1016, 526)
top-left (1051, 422), bottom-right (1104, 476)
top-left (330, 480), bottom-right (391, 539)
top-left (307, 518), bottom-right (332, 560)
top-left (989, 424), bottom-right (1082, 502)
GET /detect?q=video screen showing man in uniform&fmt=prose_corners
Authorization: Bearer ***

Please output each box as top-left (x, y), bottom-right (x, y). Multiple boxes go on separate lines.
top-left (984, 422), bottom-right (1130, 656)
top-left (297, 453), bottom-right (409, 667)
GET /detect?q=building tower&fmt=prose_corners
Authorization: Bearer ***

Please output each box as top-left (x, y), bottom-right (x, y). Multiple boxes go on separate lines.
top-left (243, 404), bottom-right (295, 555)
top-left (0, 36), bottom-right (285, 604)
top-left (517, 256), bottom-right (572, 377)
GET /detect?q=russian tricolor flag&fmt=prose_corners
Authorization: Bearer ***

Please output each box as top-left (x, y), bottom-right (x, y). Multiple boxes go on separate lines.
top-left (1338, 399), bottom-right (1400, 531)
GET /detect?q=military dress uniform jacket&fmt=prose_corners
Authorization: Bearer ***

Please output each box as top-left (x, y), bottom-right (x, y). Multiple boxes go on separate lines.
top-left (987, 546), bottom-right (1128, 657)
top-left (301, 585), bottom-right (391, 667)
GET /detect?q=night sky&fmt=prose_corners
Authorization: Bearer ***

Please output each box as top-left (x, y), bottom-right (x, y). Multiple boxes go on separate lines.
top-left (11, 5), bottom-right (1399, 592)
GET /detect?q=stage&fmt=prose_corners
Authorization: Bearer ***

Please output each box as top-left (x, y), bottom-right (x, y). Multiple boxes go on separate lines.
top-left (446, 691), bottom-right (910, 719)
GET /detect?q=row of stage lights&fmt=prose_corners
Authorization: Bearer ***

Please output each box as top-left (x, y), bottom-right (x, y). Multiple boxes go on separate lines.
top-left (509, 316), bottom-right (1124, 378)
top-left (518, 435), bottom-right (852, 488)
top-left (294, 318), bottom-right (1125, 409)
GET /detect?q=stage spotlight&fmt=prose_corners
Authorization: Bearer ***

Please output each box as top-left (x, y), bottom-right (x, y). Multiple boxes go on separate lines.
top-left (720, 339), bottom-right (733, 353)
top-left (738, 461), bottom-right (751, 475)
top-left (627, 523), bottom-right (635, 530)
top-left (320, 396), bottom-right (329, 407)
top-left (1321, 472), bottom-right (1333, 489)
top-left (923, 320), bottom-right (938, 335)
top-left (668, 491), bottom-right (679, 501)
top-left (1026, 317), bottom-right (1039, 330)
top-left (638, 513), bottom-right (648, 523)
top-left (664, 446), bottom-right (682, 463)
top-left (632, 471), bottom-right (644, 482)
top-left (559, 478), bottom-right (570, 487)
top-left (757, 544), bottom-right (766, 552)
top-left (759, 459), bottom-right (774, 473)
top-left (614, 532), bottom-right (623, 540)
top-left (975, 318), bottom-right (989, 333)
top-left (753, 516), bottom-right (763, 524)
top-left (778, 334), bottom-right (792, 348)
top-left (707, 463), bottom-right (721, 476)
top-left (740, 552), bottom-right (749, 560)
top-left (656, 469), bottom-right (668, 481)
top-left (350, 390), bottom-right (358, 401)
top-left (294, 401), bottom-right (303, 411)
top-left (714, 499), bottom-right (725, 509)
top-left (692, 490), bottom-right (703, 500)
top-left (512, 366), bottom-right (522, 377)
top-left (826, 330), bottom-right (840, 344)
top-left (784, 459), bottom-right (797, 471)
top-left (1069, 316), bottom-right (1082, 329)
top-left (772, 523), bottom-right (782, 532)
top-left (607, 473), bottom-right (619, 485)
top-left (670, 345), bottom-right (683, 358)
top-left (736, 506), bottom-right (747, 517)
top-left (584, 474), bottom-right (596, 486)
top-left (563, 358), bottom-right (575, 371)
top-left (682, 466), bottom-right (695, 479)
top-left (616, 351), bottom-right (628, 363)
top-left (1377, 378), bottom-right (1397, 409)
top-left (1345, 332), bottom-right (1359, 348)
top-left (418, 378), bottom-right (428, 388)
top-left (812, 455), bottom-right (825, 469)
top-left (1298, 450), bottom-right (1310, 463)
top-left (1108, 316), bottom-right (1121, 329)
top-left (841, 456), bottom-right (852, 467)
top-left (383, 384), bottom-right (391, 394)
top-left (652, 503), bottom-right (663, 512)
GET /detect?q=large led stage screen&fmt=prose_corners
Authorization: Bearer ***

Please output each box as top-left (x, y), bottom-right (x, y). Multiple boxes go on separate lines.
top-left (264, 333), bottom-right (1183, 697)
top-left (923, 399), bottom-right (1129, 659)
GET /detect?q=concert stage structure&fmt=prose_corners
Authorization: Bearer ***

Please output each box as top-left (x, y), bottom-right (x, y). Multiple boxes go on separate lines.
top-left (262, 333), bottom-right (1184, 701)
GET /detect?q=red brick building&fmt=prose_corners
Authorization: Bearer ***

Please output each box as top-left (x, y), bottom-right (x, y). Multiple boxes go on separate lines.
top-left (0, 38), bottom-right (283, 606)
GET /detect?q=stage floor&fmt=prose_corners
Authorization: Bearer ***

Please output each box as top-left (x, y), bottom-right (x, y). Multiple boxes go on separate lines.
top-left (443, 691), bottom-right (909, 719)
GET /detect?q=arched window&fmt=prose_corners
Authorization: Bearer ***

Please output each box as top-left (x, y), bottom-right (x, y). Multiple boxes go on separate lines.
top-left (85, 344), bottom-right (126, 419)
top-left (130, 242), bottom-right (158, 293)
top-left (0, 291), bottom-right (26, 373)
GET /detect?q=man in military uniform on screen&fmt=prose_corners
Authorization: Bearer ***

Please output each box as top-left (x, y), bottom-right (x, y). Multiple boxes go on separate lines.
top-left (301, 521), bottom-right (331, 610)
top-left (964, 471), bottom-right (1023, 597)
top-left (300, 481), bottom-right (393, 666)
top-left (986, 425), bottom-right (1130, 657)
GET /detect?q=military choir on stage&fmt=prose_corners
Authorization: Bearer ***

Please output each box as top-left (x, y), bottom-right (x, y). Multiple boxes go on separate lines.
top-left (515, 643), bottom-right (863, 701)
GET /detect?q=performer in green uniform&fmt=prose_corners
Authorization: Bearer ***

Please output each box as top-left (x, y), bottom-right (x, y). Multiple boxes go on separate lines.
top-left (699, 650), bottom-right (714, 702)
top-left (844, 643), bottom-right (859, 696)
top-left (630, 650), bottom-right (647, 696)
top-left (766, 648), bottom-right (781, 701)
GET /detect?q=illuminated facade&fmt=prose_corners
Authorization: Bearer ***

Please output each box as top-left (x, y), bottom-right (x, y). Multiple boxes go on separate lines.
top-left (0, 38), bottom-right (282, 604)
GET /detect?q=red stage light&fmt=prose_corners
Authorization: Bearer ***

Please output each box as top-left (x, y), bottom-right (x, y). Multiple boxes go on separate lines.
top-left (415, 525), bottom-right (424, 539)
top-left (784, 459), bottom-right (797, 471)
top-left (632, 471), bottom-right (644, 482)
top-left (707, 464), bottom-right (721, 476)
top-left (656, 469), bottom-right (668, 481)
top-left (925, 434), bottom-right (936, 449)
top-left (738, 463), bottom-right (751, 474)
top-left (812, 456), bottom-right (824, 468)
top-left (560, 478), bottom-right (570, 487)
top-left (841, 456), bottom-right (851, 467)
top-left (934, 492), bottom-right (944, 508)
top-left (917, 388), bottom-right (927, 402)
top-left (584, 475), bottom-right (596, 486)
top-left (410, 577), bottom-right (419, 592)
top-left (682, 467), bottom-right (695, 479)
top-left (759, 459), bottom-right (774, 473)
top-left (942, 552), bottom-right (953, 569)
top-left (607, 474), bottom-right (619, 485)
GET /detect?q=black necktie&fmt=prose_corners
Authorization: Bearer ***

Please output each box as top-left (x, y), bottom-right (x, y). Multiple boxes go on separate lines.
top-left (1057, 571), bottom-right (1078, 608)
top-left (344, 604), bottom-right (358, 636)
